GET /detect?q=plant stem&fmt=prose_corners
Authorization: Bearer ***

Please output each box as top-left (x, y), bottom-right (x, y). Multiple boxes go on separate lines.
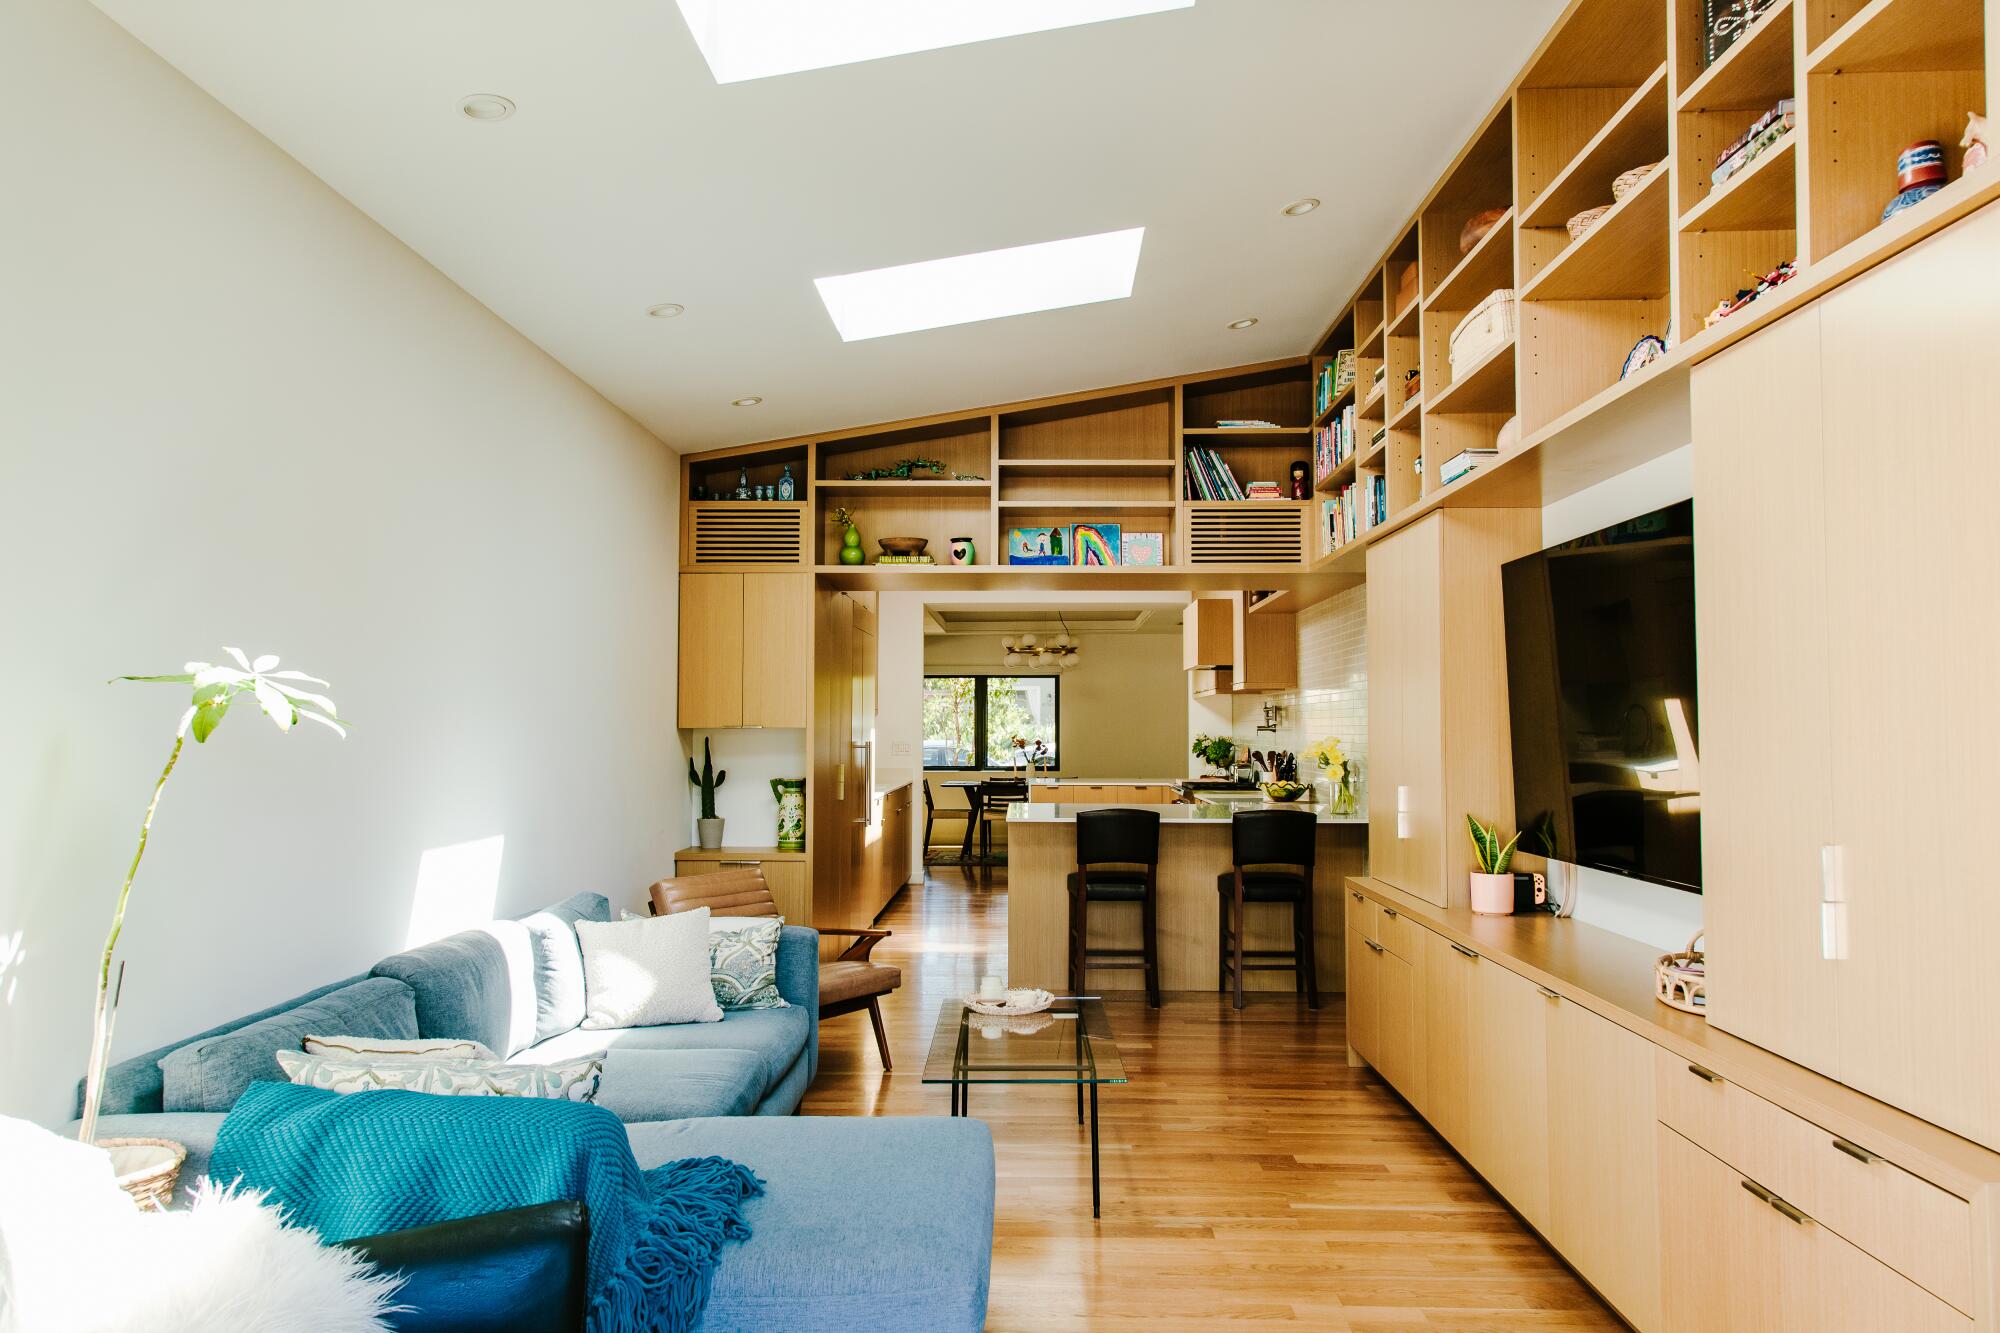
top-left (78, 732), bottom-right (183, 1143)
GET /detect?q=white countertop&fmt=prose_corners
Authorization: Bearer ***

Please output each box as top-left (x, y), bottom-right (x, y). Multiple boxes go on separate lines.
top-left (1008, 800), bottom-right (1366, 826)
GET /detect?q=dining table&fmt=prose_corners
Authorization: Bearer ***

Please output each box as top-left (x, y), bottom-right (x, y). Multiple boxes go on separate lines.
top-left (939, 777), bottom-right (1028, 862)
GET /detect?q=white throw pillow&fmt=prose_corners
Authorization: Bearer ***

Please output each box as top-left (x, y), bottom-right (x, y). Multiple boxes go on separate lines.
top-left (301, 1034), bottom-right (497, 1061)
top-left (576, 908), bottom-right (723, 1029)
top-left (275, 1049), bottom-right (602, 1102)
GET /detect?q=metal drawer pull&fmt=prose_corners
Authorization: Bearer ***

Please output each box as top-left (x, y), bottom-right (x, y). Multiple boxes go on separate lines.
top-left (1364, 939), bottom-right (1384, 953)
top-left (1382, 907), bottom-right (1399, 919)
top-left (1450, 943), bottom-right (1478, 959)
top-left (718, 859), bottom-right (762, 867)
top-left (1740, 1179), bottom-right (1775, 1204)
top-left (1687, 1063), bottom-right (1723, 1084)
top-left (1769, 1197), bottom-right (1810, 1226)
top-left (1831, 1137), bottom-right (1879, 1164)
top-left (1536, 985), bottom-right (1560, 1001)
top-left (1351, 890), bottom-right (1364, 902)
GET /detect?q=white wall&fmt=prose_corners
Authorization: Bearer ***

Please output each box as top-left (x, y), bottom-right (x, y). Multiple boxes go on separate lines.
top-left (0, 0), bottom-right (685, 1125)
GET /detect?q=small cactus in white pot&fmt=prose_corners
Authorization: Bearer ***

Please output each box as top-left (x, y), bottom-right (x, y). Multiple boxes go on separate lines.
top-left (690, 738), bottom-right (728, 849)
top-left (1466, 814), bottom-right (1522, 915)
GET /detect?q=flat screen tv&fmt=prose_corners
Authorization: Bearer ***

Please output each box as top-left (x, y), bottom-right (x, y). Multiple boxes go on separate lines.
top-left (1501, 499), bottom-right (1700, 893)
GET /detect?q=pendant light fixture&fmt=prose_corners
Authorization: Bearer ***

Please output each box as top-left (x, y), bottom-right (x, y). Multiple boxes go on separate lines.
top-left (1001, 615), bottom-right (1079, 671)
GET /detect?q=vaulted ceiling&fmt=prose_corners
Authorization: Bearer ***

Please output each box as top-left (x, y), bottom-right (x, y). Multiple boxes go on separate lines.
top-left (93, 0), bottom-right (1566, 451)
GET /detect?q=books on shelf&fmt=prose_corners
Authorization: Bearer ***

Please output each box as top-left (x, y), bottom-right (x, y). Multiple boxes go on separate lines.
top-left (1320, 473), bottom-right (1388, 555)
top-left (1213, 418), bottom-right (1280, 430)
top-left (1183, 446), bottom-right (1244, 500)
top-left (1314, 350), bottom-right (1357, 416)
top-left (1439, 447), bottom-right (1498, 487)
top-left (1713, 99), bottom-right (1796, 186)
top-left (1313, 403), bottom-right (1359, 485)
top-left (1244, 482), bottom-right (1286, 500)
top-left (874, 554), bottom-right (936, 564)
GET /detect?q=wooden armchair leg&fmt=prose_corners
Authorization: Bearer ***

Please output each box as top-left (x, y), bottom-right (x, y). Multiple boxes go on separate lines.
top-left (866, 996), bottom-right (893, 1070)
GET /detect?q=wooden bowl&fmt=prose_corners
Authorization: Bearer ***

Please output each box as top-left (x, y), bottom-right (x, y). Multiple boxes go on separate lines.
top-left (877, 537), bottom-right (929, 557)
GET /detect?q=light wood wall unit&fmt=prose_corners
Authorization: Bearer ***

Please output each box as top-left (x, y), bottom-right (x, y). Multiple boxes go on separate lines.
top-left (1365, 509), bottom-right (1539, 909)
top-left (677, 571), bottom-right (810, 728)
top-left (1346, 875), bottom-right (2000, 1333)
top-left (1692, 202), bottom-right (2000, 1153)
top-left (1296, 0), bottom-right (1992, 584)
top-left (672, 849), bottom-right (808, 922)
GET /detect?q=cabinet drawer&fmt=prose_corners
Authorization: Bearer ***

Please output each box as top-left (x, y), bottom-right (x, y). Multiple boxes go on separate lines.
top-left (1656, 1048), bottom-right (1973, 1313)
top-left (1374, 901), bottom-right (1421, 961)
top-left (1345, 888), bottom-right (1380, 948)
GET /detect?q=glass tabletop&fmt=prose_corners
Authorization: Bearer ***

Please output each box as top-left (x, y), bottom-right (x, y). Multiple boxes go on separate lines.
top-left (919, 996), bottom-right (1127, 1085)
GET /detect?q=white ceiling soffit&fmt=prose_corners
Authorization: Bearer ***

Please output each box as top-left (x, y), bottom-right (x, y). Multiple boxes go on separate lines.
top-left (90, 0), bottom-right (1567, 452)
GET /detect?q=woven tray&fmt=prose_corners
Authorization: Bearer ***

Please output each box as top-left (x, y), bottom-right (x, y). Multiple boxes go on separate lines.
top-left (964, 987), bottom-right (1054, 1016)
top-left (1612, 160), bottom-right (1664, 203)
top-left (103, 1137), bottom-right (186, 1211)
top-left (1655, 932), bottom-right (1707, 1015)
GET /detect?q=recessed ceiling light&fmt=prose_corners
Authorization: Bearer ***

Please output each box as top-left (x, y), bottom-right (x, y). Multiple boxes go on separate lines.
top-left (1282, 197), bottom-right (1320, 216)
top-left (458, 94), bottom-right (515, 122)
top-left (732, 396), bottom-right (764, 407)
top-left (815, 228), bottom-right (1145, 342)
top-left (673, 0), bottom-right (1195, 83)
top-left (1228, 318), bottom-right (1259, 330)
top-left (646, 303), bottom-right (686, 319)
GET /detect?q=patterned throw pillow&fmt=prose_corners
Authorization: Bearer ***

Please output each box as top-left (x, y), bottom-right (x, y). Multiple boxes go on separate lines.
top-left (274, 1049), bottom-right (602, 1102)
top-left (301, 1035), bottom-right (497, 1061)
top-left (709, 917), bottom-right (789, 1011)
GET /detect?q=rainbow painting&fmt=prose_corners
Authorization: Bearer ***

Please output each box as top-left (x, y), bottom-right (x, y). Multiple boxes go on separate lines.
top-left (1071, 523), bottom-right (1122, 566)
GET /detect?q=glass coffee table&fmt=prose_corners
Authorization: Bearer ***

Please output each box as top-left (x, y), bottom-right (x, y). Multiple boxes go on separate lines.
top-left (921, 996), bottom-right (1127, 1217)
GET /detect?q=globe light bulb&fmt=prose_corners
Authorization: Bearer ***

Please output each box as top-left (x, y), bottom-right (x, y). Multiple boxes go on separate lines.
top-left (1020, 634), bottom-right (1036, 649)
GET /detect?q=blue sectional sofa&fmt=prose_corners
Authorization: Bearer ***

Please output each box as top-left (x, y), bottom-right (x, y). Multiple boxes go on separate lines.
top-left (81, 892), bottom-right (996, 1332)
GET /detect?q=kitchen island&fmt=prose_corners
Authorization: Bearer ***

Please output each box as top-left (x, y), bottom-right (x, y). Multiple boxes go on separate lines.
top-left (1007, 799), bottom-right (1367, 995)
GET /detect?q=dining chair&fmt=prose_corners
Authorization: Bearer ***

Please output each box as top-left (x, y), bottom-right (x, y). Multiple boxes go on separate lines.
top-left (976, 777), bottom-right (1028, 860)
top-left (922, 778), bottom-right (971, 862)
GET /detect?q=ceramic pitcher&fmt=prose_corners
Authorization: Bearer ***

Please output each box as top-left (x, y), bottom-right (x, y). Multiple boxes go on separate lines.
top-left (771, 777), bottom-right (806, 851)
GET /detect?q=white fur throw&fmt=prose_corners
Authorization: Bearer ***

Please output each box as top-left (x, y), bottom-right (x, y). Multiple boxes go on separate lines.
top-left (576, 906), bottom-right (723, 1028)
top-left (0, 1117), bottom-right (400, 1333)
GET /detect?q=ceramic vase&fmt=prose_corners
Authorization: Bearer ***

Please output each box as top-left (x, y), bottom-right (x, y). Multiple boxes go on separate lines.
top-left (950, 536), bottom-right (975, 565)
top-left (1469, 872), bottom-right (1514, 915)
top-left (771, 777), bottom-right (805, 851)
top-left (697, 816), bottom-right (725, 850)
top-left (838, 526), bottom-right (865, 565)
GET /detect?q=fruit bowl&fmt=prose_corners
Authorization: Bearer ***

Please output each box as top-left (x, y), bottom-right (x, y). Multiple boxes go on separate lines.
top-left (1260, 781), bottom-right (1310, 803)
top-left (877, 536), bottom-right (929, 557)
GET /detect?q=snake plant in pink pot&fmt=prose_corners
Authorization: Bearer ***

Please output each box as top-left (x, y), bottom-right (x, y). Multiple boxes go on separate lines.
top-left (77, 649), bottom-right (344, 1147)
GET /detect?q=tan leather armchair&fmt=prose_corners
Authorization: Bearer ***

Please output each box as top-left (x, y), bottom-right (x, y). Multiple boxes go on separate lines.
top-left (648, 868), bottom-right (902, 1069)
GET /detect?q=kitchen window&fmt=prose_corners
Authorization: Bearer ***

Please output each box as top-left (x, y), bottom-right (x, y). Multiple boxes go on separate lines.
top-left (923, 675), bottom-right (1059, 771)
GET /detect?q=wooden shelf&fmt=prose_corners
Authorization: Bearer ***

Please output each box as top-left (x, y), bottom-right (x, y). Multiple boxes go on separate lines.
top-left (1357, 318), bottom-right (1386, 358)
top-left (1426, 337), bottom-right (1518, 415)
top-left (1681, 135), bottom-right (1799, 232)
top-left (1360, 380), bottom-right (1387, 415)
top-left (1357, 433), bottom-right (1388, 469)
top-left (995, 459), bottom-right (1174, 477)
top-left (1520, 67), bottom-right (1671, 230)
top-left (1388, 394), bottom-right (1424, 431)
top-left (1521, 166), bottom-right (1671, 301)
top-left (1315, 453), bottom-right (1358, 492)
top-left (1388, 296), bottom-right (1421, 337)
top-left (814, 478), bottom-right (990, 494)
top-left (1426, 208), bottom-right (1516, 312)
top-left (1182, 427), bottom-right (1312, 438)
top-left (996, 499), bottom-right (1178, 511)
top-left (1807, 0), bottom-right (1986, 72)
top-left (1678, 0), bottom-right (1795, 112)
top-left (1312, 379), bottom-right (1356, 425)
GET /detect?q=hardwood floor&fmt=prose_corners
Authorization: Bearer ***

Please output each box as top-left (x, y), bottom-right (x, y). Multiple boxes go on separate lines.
top-left (801, 864), bottom-right (1621, 1331)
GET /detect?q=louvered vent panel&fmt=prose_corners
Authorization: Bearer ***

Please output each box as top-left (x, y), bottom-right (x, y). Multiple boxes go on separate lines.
top-left (1185, 503), bottom-right (1307, 566)
top-left (689, 504), bottom-right (806, 565)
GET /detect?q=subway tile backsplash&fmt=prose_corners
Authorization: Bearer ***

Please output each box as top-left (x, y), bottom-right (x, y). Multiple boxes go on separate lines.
top-left (1232, 584), bottom-right (1368, 811)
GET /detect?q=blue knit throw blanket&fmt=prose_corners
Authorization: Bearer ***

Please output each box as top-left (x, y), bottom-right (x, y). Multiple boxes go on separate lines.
top-left (211, 1083), bottom-right (764, 1333)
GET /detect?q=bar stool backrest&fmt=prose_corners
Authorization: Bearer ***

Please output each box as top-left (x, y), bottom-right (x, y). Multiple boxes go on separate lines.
top-left (1077, 808), bottom-right (1161, 869)
top-left (1230, 808), bottom-right (1316, 870)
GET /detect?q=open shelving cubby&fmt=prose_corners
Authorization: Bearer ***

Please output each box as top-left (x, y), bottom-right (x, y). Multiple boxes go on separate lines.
top-left (814, 415), bottom-right (994, 566)
top-left (1381, 224), bottom-right (1425, 517)
top-left (1801, 0), bottom-right (1987, 262)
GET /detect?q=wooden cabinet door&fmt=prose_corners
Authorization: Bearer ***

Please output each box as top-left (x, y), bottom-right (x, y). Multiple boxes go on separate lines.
top-left (811, 589), bottom-right (852, 945)
top-left (1373, 945), bottom-right (1423, 1106)
top-left (741, 573), bottom-right (810, 728)
top-left (1344, 891), bottom-right (1380, 1067)
top-left (1548, 1000), bottom-right (1662, 1331)
top-left (1818, 206), bottom-right (2000, 1150)
top-left (1799, 1206), bottom-right (1972, 1333)
top-left (678, 573), bottom-right (742, 728)
top-left (1658, 1125), bottom-right (1791, 1333)
top-left (1231, 595), bottom-right (1298, 691)
top-left (1366, 517), bottom-right (1445, 905)
top-left (1420, 929), bottom-right (1475, 1150)
top-left (1464, 956), bottom-right (1551, 1231)
top-left (1690, 304), bottom-right (1843, 1083)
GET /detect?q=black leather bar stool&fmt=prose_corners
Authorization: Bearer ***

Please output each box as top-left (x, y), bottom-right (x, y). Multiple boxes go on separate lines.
top-left (1216, 808), bottom-right (1319, 1010)
top-left (1067, 808), bottom-right (1162, 1008)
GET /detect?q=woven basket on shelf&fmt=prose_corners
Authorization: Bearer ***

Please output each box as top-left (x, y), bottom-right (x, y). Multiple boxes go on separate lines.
top-left (103, 1137), bottom-right (186, 1211)
top-left (1654, 933), bottom-right (1707, 1015)
top-left (1567, 204), bottom-right (1613, 240)
top-left (1612, 160), bottom-right (1664, 203)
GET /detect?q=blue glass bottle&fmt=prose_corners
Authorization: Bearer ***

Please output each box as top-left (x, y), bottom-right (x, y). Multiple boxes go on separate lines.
top-left (777, 464), bottom-right (795, 501)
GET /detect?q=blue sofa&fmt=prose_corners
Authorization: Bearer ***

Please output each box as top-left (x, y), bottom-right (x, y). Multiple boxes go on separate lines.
top-left (82, 892), bottom-right (996, 1332)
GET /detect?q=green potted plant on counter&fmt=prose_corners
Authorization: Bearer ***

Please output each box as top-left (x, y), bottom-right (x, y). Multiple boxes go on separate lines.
top-left (1466, 814), bottom-right (1522, 915)
top-left (1191, 734), bottom-right (1237, 778)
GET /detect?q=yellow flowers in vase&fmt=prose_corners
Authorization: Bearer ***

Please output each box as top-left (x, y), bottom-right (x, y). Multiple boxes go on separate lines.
top-left (1305, 737), bottom-right (1358, 814)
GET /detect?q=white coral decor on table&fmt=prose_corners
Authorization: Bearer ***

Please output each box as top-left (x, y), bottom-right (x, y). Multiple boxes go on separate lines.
top-left (0, 1116), bottom-right (401, 1333)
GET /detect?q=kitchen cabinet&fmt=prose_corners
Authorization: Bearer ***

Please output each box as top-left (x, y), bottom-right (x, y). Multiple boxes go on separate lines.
top-left (1344, 891), bottom-right (1379, 1068)
top-left (1183, 597), bottom-right (1232, 669)
top-left (1463, 951), bottom-right (1552, 1233)
top-left (678, 571), bottom-right (810, 729)
top-left (1690, 205), bottom-right (2000, 1150)
top-left (1419, 927), bottom-right (1475, 1151)
top-left (671, 852), bottom-right (808, 924)
top-left (1183, 595), bottom-right (1296, 694)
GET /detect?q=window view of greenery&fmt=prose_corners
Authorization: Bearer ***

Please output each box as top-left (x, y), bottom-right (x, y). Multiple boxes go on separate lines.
top-left (923, 675), bottom-right (1058, 770)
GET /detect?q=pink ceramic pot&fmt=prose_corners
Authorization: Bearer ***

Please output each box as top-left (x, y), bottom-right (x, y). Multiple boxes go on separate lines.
top-left (1469, 872), bottom-right (1514, 916)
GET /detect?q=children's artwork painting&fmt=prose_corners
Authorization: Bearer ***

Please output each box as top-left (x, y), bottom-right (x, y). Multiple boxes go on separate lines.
top-left (1007, 525), bottom-right (1072, 566)
top-left (1121, 531), bottom-right (1165, 566)
top-left (1071, 523), bottom-right (1121, 566)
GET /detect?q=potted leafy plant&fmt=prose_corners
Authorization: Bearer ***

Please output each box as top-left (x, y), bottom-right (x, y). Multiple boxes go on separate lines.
top-left (1466, 815), bottom-right (1522, 915)
top-left (690, 737), bottom-right (728, 848)
top-left (1191, 734), bottom-right (1237, 778)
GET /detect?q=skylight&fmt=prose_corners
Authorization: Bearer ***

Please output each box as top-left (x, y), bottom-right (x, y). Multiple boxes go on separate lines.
top-left (673, 1), bottom-right (1194, 84)
top-left (814, 228), bottom-right (1146, 342)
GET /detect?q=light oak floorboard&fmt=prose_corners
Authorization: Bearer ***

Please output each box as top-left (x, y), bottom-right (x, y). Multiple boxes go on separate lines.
top-left (801, 865), bottom-right (1619, 1330)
